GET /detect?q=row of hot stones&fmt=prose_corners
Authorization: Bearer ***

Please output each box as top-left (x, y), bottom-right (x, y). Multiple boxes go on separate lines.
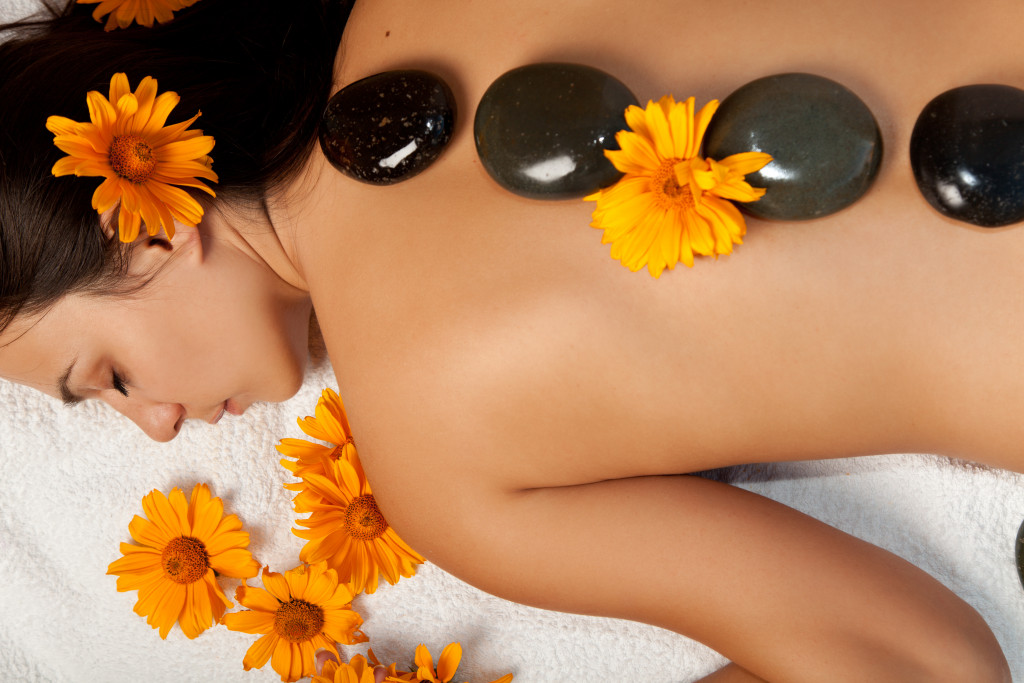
top-left (318, 63), bottom-right (1024, 228)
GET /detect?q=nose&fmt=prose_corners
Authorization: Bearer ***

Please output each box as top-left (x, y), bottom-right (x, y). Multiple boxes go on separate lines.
top-left (113, 396), bottom-right (186, 442)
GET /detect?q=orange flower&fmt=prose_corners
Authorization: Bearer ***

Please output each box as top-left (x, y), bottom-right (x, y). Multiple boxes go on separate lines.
top-left (278, 388), bottom-right (359, 502)
top-left (386, 643), bottom-right (512, 683)
top-left (293, 454), bottom-right (424, 594)
top-left (222, 562), bottom-right (367, 682)
top-left (313, 652), bottom-right (413, 683)
top-left (586, 95), bottom-right (772, 277)
top-left (106, 483), bottom-right (259, 639)
top-left (75, 0), bottom-right (201, 31)
top-left (47, 72), bottom-right (217, 242)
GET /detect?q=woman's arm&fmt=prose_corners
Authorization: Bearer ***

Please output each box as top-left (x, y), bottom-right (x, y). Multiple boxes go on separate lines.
top-left (697, 664), bottom-right (767, 683)
top-left (377, 471), bottom-right (1009, 682)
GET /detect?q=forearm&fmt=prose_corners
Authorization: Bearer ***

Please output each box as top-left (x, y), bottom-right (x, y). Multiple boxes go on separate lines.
top-left (396, 474), bottom-right (1009, 682)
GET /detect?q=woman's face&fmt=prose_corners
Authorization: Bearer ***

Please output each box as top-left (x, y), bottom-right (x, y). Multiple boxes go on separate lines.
top-left (0, 224), bottom-right (313, 441)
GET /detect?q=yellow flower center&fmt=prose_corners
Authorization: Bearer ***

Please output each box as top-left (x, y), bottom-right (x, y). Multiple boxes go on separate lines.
top-left (161, 536), bottom-right (210, 584)
top-left (109, 134), bottom-right (157, 183)
top-left (344, 494), bottom-right (388, 541)
top-left (650, 160), bottom-right (696, 211)
top-left (273, 599), bottom-right (325, 642)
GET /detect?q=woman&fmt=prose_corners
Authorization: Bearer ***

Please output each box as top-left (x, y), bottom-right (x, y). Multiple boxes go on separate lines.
top-left (0, 0), bottom-right (1019, 680)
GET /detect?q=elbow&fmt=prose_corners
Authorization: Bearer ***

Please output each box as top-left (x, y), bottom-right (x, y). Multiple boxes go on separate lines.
top-left (910, 613), bottom-right (1010, 683)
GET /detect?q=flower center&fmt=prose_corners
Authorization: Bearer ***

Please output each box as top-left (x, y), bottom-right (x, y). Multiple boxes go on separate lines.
top-left (650, 160), bottom-right (695, 210)
top-left (161, 536), bottom-right (210, 584)
top-left (344, 494), bottom-right (388, 541)
top-left (109, 134), bottom-right (157, 183)
top-left (273, 599), bottom-right (325, 642)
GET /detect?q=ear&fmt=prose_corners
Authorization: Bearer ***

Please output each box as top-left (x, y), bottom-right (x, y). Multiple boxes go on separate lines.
top-left (125, 221), bottom-right (205, 276)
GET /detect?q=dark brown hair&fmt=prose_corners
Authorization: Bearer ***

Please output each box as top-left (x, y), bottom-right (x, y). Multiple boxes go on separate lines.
top-left (0, 0), bottom-right (351, 332)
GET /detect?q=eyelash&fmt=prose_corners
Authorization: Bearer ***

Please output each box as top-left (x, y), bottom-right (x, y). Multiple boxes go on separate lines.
top-left (111, 370), bottom-right (130, 398)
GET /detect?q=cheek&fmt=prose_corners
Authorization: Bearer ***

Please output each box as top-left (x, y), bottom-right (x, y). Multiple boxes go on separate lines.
top-left (202, 298), bottom-right (309, 400)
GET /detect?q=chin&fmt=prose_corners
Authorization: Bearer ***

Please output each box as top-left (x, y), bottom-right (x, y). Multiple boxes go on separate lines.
top-left (267, 354), bottom-right (309, 404)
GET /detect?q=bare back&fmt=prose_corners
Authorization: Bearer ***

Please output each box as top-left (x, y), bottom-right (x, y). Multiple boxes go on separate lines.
top-left (277, 2), bottom-right (1024, 678)
top-left (292, 0), bottom-right (1024, 481)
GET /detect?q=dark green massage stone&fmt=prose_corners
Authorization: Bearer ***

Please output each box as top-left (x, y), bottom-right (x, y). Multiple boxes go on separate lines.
top-left (704, 72), bottom-right (883, 221)
top-left (910, 84), bottom-right (1024, 228)
top-left (474, 62), bottom-right (639, 200)
top-left (1016, 518), bottom-right (1024, 591)
top-left (319, 70), bottom-right (456, 184)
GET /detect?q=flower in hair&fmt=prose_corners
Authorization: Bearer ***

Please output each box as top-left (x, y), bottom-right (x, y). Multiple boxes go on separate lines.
top-left (585, 96), bottom-right (772, 277)
top-left (46, 72), bottom-right (217, 242)
top-left (75, 0), bottom-right (201, 31)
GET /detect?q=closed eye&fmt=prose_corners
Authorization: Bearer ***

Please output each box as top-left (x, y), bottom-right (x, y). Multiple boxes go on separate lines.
top-left (112, 370), bottom-right (129, 397)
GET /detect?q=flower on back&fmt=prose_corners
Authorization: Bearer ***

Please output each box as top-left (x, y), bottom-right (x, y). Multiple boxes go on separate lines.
top-left (586, 95), bottom-right (772, 277)
top-left (47, 72), bottom-right (217, 242)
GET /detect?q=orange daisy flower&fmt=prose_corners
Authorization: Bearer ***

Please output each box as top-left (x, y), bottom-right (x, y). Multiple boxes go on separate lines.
top-left (223, 562), bottom-right (368, 683)
top-left (47, 72), bottom-right (217, 242)
top-left (586, 95), bottom-right (772, 277)
top-left (393, 643), bottom-right (513, 683)
top-left (106, 483), bottom-right (260, 639)
top-left (293, 454), bottom-right (424, 595)
top-left (313, 652), bottom-right (413, 683)
top-left (75, 0), bottom-right (201, 31)
top-left (278, 387), bottom-right (359, 498)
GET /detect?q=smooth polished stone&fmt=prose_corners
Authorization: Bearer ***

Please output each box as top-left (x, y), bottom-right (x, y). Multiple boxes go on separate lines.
top-left (1017, 518), bottom-right (1024, 591)
top-left (474, 62), bottom-right (638, 200)
top-left (704, 73), bottom-right (882, 221)
top-left (319, 70), bottom-right (456, 184)
top-left (910, 84), bottom-right (1024, 228)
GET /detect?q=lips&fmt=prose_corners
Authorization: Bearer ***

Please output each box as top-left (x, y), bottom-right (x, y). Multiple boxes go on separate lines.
top-left (208, 404), bottom-right (226, 425)
top-left (206, 399), bottom-right (244, 425)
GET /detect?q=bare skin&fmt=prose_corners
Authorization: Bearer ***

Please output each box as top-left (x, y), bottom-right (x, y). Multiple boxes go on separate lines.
top-left (277, 0), bottom-right (1023, 679)
top-left (244, 0), bottom-right (1024, 680)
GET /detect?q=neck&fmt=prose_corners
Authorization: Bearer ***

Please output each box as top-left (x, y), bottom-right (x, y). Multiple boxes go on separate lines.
top-left (211, 199), bottom-right (311, 294)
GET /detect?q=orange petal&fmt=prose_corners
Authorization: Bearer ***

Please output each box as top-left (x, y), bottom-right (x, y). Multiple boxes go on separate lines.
top-left (242, 633), bottom-right (279, 671)
top-left (46, 115), bottom-right (80, 136)
top-left (86, 90), bottom-right (116, 131)
top-left (414, 644), bottom-right (437, 682)
top-left (260, 567), bottom-right (292, 603)
top-left (223, 609), bottom-right (276, 635)
top-left (108, 72), bottom-right (131, 107)
top-left (690, 99), bottom-right (719, 158)
top-left (436, 643), bottom-right (463, 683)
top-left (235, 584), bottom-right (280, 614)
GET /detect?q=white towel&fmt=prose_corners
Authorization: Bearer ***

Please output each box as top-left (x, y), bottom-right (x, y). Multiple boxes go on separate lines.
top-left (2, 360), bottom-right (1021, 682)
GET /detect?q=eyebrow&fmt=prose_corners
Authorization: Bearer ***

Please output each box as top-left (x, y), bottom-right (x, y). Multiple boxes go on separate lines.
top-left (57, 359), bottom-right (83, 406)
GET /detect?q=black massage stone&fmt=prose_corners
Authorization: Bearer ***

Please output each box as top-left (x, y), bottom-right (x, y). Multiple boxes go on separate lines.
top-left (1017, 518), bottom-right (1024, 592)
top-left (704, 72), bottom-right (883, 221)
top-left (319, 70), bottom-right (456, 184)
top-left (910, 84), bottom-right (1024, 228)
top-left (474, 62), bottom-right (639, 200)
